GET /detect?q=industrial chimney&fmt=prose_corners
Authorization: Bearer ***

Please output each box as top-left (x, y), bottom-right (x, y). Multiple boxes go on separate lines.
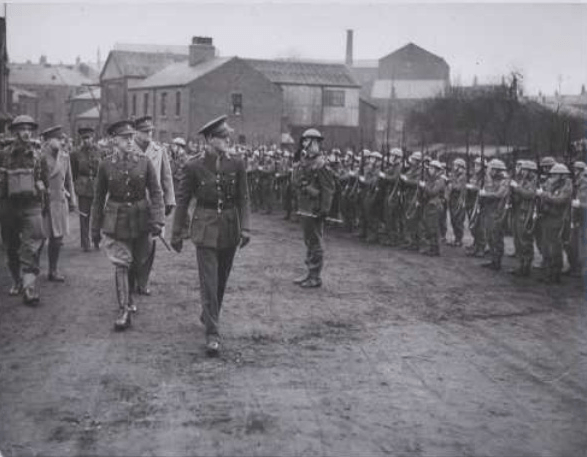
top-left (345, 29), bottom-right (353, 67)
top-left (189, 36), bottom-right (215, 66)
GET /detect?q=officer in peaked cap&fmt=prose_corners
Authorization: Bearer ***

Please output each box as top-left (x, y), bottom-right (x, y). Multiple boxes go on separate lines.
top-left (91, 119), bottom-right (165, 331)
top-left (71, 126), bottom-right (100, 252)
top-left (171, 114), bottom-right (251, 356)
top-left (131, 115), bottom-right (175, 296)
top-left (41, 125), bottom-right (64, 141)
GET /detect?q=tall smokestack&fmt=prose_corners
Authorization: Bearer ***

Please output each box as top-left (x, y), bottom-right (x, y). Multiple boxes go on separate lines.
top-left (345, 29), bottom-right (353, 67)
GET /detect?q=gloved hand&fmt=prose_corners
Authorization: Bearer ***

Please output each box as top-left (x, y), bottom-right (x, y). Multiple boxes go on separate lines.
top-left (171, 239), bottom-right (183, 253)
top-left (165, 205), bottom-right (175, 216)
top-left (92, 232), bottom-right (101, 249)
top-left (239, 232), bottom-right (251, 249)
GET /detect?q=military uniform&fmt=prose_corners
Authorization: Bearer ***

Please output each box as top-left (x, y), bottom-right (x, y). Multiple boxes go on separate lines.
top-left (419, 162), bottom-right (446, 256)
top-left (171, 115), bottom-right (250, 353)
top-left (0, 116), bottom-right (48, 303)
top-left (293, 129), bottom-right (335, 287)
top-left (509, 166), bottom-right (537, 276)
top-left (40, 126), bottom-right (77, 281)
top-left (383, 161), bottom-right (404, 246)
top-left (91, 120), bottom-right (165, 330)
top-left (71, 129), bottom-right (101, 251)
top-left (448, 165), bottom-right (467, 246)
top-left (479, 165), bottom-right (510, 270)
top-left (401, 160), bottom-right (423, 250)
top-left (132, 116), bottom-right (176, 295)
top-left (538, 168), bottom-right (573, 283)
top-left (466, 168), bottom-right (487, 256)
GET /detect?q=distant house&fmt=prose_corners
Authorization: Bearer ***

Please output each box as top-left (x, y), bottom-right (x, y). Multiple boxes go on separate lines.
top-left (9, 58), bottom-right (95, 134)
top-left (246, 58), bottom-right (368, 149)
top-left (99, 47), bottom-right (188, 133)
top-left (68, 88), bottom-right (101, 136)
top-left (10, 86), bottom-right (38, 118)
top-left (128, 37), bottom-right (282, 145)
top-left (74, 106), bottom-right (100, 135)
top-left (347, 37), bottom-right (450, 149)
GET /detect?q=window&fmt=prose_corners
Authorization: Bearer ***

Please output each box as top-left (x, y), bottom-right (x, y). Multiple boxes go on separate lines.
top-left (175, 91), bottom-right (181, 116)
top-left (231, 93), bottom-right (242, 116)
top-left (323, 89), bottom-right (345, 107)
top-left (132, 94), bottom-right (137, 116)
top-left (161, 92), bottom-right (167, 116)
top-left (143, 93), bottom-right (149, 116)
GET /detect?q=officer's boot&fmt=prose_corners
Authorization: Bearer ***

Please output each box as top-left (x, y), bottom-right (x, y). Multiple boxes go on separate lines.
top-left (8, 257), bottom-right (22, 296)
top-left (48, 238), bottom-right (65, 282)
top-left (22, 272), bottom-right (40, 305)
top-left (114, 266), bottom-right (132, 331)
top-left (521, 259), bottom-right (531, 277)
top-left (509, 260), bottom-right (524, 276)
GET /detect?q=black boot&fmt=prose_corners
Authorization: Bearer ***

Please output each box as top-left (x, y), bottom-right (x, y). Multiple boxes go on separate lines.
top-left (22, 272), bottom-right (40, 305)
top-left (114, 266), bottom-right (131, 331)
top-left (48, 239), bottom-right (65, 282)
top-left (8, 258), bottom-right (22, 296)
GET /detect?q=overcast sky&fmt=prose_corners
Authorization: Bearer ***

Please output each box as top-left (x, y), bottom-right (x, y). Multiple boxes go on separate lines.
top-left (5, 2), bottom-right (586, 96)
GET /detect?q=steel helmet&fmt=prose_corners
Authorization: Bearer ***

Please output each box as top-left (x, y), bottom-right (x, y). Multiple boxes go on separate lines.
top-left (301, 128), bottom-right (324, 140)
top-left (539, 156), bottom-right (556, 168)
top-left (573, 161), bottom-right (587, 171)
top-left (521, 160), bottom-right (538, 171)
top-left (410, 151), bottom-right (422, 162)
top-left (429, 160), bottom-right (443, 169)
top-left (9, 115), bottom-right (38, 131)
top-left (173, 137), bottom-right (186, 146)
top-left (488, 159), bottom-right (507, 170)
top-left (390, 148), bottom-right (403, 158)
top-left (370, 151), bottom-right (383, 160)
top-left (453, 158), bottom-right (466, 168)
top-left (549, 163), bottom-right (571, 174)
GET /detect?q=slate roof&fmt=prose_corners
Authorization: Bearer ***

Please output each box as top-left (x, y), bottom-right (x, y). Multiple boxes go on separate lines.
top-left (114, 43), bottom-right (189, 55)
top-left (132, 57), bottom-right (233, 89)
top-left (380, 43), bottom-right (448, 67)
top-left (9, 63), bottom-right (94, 87)
top-left (70, 88), bottom-right (101, 101)
top-left (103, 50), bottom-right (188, 79)
top-left (245, 59), bottom-right (360, 88)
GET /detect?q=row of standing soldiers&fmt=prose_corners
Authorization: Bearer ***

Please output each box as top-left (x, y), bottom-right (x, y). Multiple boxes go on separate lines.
top-left (245, 146), bottom-right (587, 284)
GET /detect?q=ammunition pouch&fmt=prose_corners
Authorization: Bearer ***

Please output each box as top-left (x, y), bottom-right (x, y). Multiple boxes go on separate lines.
top-left (6, 168), bottom-right (36, 197)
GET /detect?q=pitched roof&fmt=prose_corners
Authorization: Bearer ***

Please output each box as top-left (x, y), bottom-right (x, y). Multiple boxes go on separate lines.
top-left (70, 88), bottom-right (101, 101)
top-left (77, 106), bottom-right (100, 119)
top-left (10, 86), bottom-right (38, 99)
top-left (9, 63), bottom-right (94, 87)
top-left (245, 59), bottom-right (360, 88)
top-left (114, 43), bottom-right (189, 55)
top-left (381, 43), bottom-right (448, 67)
top-left (103, 50), bottom-right (189, 79)
top-left (132, 57), bottom-right (233, 89)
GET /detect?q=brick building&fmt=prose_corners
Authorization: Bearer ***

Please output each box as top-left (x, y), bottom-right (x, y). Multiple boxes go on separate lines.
top-left (246, 59), bottom-right (369, 150)
top-left (347, 33), bottom-right (450, 150)
top-left (8, 58), bottom-right (95, 134)
top-left (128, 38), bottom-right (282, 145)
top-left (99, 47), bottom-right (188, 134)
top-left (68, 88), bottom-right (101, 135)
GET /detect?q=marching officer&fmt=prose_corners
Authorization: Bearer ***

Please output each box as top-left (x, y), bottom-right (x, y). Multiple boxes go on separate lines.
top-left (70, 126), bottom-right (100, 252)
top-left (0, 115), bottom-right (48, 304)
top-left (170, 115), bottom-right (251, 356)
top-left (91, 120), bottom-right (165, 331)
top-left (292, 128), bottom-right (335, 288)
top-left (40, 125), bottom-right (77, 282)
top-left (132, 115), bottom-right (176, 296)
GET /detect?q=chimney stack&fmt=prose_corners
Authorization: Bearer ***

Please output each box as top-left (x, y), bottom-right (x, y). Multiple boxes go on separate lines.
top-left (345, 29), bottom-right (353, 67)
top-left (189, 36), bottom-right (215, 66)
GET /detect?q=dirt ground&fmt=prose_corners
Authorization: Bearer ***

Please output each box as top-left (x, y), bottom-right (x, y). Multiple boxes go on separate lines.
top-left (0, 211), bottom-right (586, 457)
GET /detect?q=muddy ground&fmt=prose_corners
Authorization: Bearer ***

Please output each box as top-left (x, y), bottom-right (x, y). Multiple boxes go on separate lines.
top-left (0, 212), bottom-right (586, 457)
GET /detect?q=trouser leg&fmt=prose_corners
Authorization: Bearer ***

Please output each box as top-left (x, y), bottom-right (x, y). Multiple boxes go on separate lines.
top-left (135, 236), bottom-right (155, 293)
top-left (114, 265), bottom-right (132, 329)
top-left (78, 196), bottom-right (92, 250)
top-left (217, 247), bottom-right (237, 310)
top-left (424, 204), bottom-right (440, 254)
top-left (20, 207), bottom-right (44, 303)
top-left (48, 236), bottom-right (64, 278)
top-left (303, 216), bottom-right (324, 279)
top-left (2, 215), bottom-right (22, 286)
top-left (197, 246), bottom-right (221, 336)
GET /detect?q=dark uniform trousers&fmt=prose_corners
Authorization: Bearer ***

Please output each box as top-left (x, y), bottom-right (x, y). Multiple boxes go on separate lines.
top-left (448, 189), bottom-right (466, 243)
top-left (172, 151), bottom-right (250, 338)
top-left (302, 215), bottom-right (324, 279)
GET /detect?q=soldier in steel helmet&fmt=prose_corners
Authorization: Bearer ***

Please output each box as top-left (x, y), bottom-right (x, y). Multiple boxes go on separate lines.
top-left (465, 157), bottom-right (488, 257)
top-left (382, 148), bottom-right (404, 246)
top-left (447, 158), bottom-right (467, 247)
top-left (170, 115), bottom-right (251, 356)
top-left (91, 120), bottom-right (165, 331)
top-left (418, 160), bottom-right (446, 256)
top-left (534, 156), bottom-right (557, 268)
top-left (292, 128), bottom-right (335, 288)
top-left (508, 160), bottom-right (538, 277)
top-left (0, 115), bottom-right (49, 304)
top-left (400, 151), bottom-right (424, 251)
top-left (535, 163), bottom-right (573, 283)
top-left (478, 159), bottom-right (510, 270)
top-left (71, 126), bottom-right (101, 252)
top-left (565, 161), bottom-right (587, 277)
